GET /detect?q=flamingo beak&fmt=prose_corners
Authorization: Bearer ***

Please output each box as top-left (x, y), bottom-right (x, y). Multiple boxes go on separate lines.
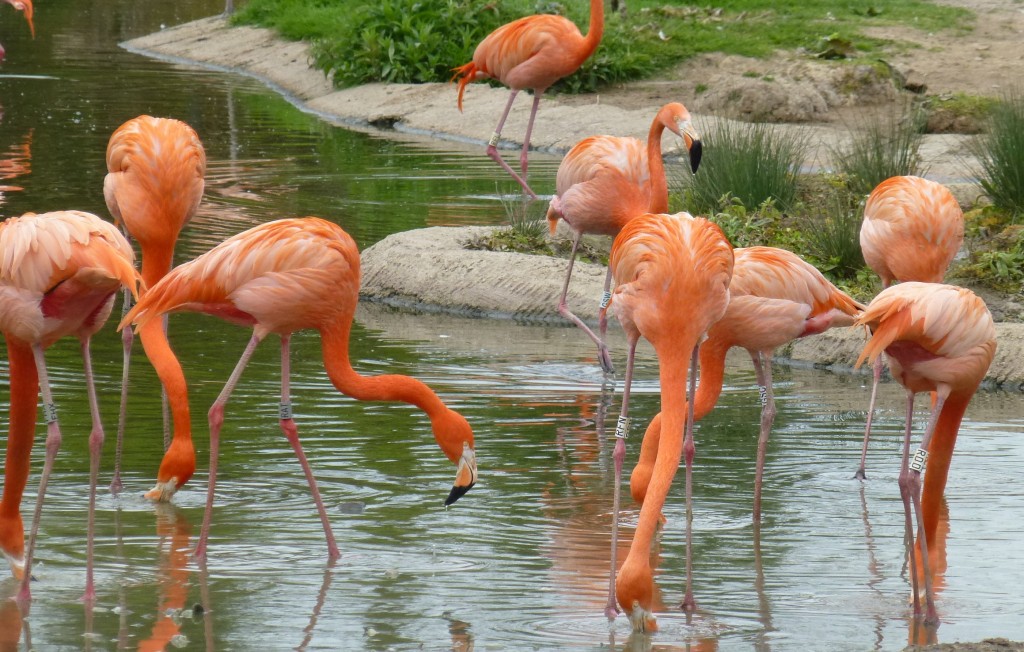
top-left (679, 121), bottom-right (702, 174)
top-left (3, 551), bottom-right (25, 582)
top-left (628, 602), bottom-right (658, 632)
top-left (144, 478), bottom-right (180, 503)
top-left (445, 443), bottom-right (477, 506)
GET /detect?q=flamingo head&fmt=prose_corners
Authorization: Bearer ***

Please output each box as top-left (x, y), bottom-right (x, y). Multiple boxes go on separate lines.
top-left (145, 437), bottom-right (196, 502)
top-left (616, 558), bottom-right (658, 632)
top-left (432, 409), bottom-right (477, 506)
top-left (659, 102), bottom-right (702, 174)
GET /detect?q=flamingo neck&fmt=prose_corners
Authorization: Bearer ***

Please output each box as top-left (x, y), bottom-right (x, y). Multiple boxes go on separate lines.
top-left (646, 120), bottom-right (670, 213)
top-left (138, 319), bottom-right (195, 486)
top-left (920, 391), bottom-right (972, 548)
top-left (141, 247), bottom-right (175, 289)
top-left (580, 0), bottom-right (605, 63)
top-left (694, 337), bottom-right (730, 421)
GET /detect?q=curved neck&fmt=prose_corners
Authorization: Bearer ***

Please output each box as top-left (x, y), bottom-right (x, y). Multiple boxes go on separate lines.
top-left (646, 120), bottom-right (669, 213)
top-left (694, 337), bottom-right (730, 421)
top-left (138, 319), bottom-right (192, 466)
top-left (319, 322), bottom-right (446, 417)
top-left (580, 0), bottom-right (605, 62)
top-left (1, 337), bottom-right (37, 525)
top-left (920, 391), bottom-right (972, 548)
top-left (141, 247), bottom-right (175, 289)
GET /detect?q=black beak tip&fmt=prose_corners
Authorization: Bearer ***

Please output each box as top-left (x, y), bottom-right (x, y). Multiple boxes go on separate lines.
top-left (445, 482), bottom-right (475, 506)
top-left (689, 140), bottom-right (703, 174)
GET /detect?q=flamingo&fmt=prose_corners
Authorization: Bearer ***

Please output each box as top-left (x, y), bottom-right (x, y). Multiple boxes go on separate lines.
top-left (119, 217), bottom-right (477, 560)
top-left (546, 102), bottom-right (702, 373)
top-left (0, 210), bottom-right (141, 605)
top-left (606, 212), bottom-right (733, 630)
top-left (103, 115), bottom-right (206, 493)
top-left (628, 247), bottom-right (864, 521)
top-left (451, 0), bottom-right (605, 199)
top-left (1, 0), bottom-right (34, 37)
top-left (856, 176), bottom-right (964, 479)
top-left (854, 282), bottom-right (995, 624)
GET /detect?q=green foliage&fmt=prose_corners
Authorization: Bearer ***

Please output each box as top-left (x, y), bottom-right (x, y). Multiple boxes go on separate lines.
top-left (831, 105), bottom-right (928, 197)
top-left (235, 0), bottom-right (970, 93)
top-left (969, 90), bottom-right (1024, 218)
top-left (677, 120), bottom-right (807, 214)
top-left (799, 192), bottom-right (865, 280)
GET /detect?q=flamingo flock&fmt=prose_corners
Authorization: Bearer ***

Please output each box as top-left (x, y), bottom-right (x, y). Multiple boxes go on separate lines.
top-left (0, 1), bottom-right (1005, 644)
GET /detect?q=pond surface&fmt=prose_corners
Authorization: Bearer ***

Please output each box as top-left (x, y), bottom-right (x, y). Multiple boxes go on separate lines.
top-left (2, 2), bottom-right (1024, 651)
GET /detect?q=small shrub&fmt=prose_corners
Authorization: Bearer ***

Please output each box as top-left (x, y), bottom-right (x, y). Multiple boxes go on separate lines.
top-left (969, 90), bottom-right (1024, 219)
top-left (676, 120), bottom-right (807, 215)
top-left (831, 105), bottom-right (928, 197)
top-left (800, 192), bottom-right (866, 280)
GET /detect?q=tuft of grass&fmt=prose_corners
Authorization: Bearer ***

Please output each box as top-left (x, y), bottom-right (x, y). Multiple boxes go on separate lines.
top-left (830, 105), bottom-right (928, 197)
top-left (799, 192), bottom-right (865, 280)
top-left (969, 90), bottom-right (1024, 219)
top-left (676, 119), bottom-right (807, 214)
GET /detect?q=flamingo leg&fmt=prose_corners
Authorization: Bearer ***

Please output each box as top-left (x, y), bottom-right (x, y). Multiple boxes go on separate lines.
top-left (18, 344), bottom-right (64, 608)
top-left (110, 288), bottom-right (133, 494)
top-left (557, 231), bottom-right (614, 374)
top-left (597, 266), bottom-right (613, 350)
top-left (161, 313), bottom-right (171, 451)
top-left (278, 335), bottom-right (340, 561)
top-left (486, 89), bottom-right (539, 200)
top-left (907, 392), bottom-right (946, 626)
top-left (518, 93), bottom-right (542, 180)
top-left (605, 335), bottom-right (638, 619)
top-left (681, 344), bottom-right (699, 612)
top-left (856, 355), bottom-right (884, 480)
top-left (751, 350), bottom-right (776, 522)
top-left (80, 337), bottom-right (104, 606)
top-left (897, 390), bottom-right (923, 617)
top-left (194, 332), bottom-right (263, 561)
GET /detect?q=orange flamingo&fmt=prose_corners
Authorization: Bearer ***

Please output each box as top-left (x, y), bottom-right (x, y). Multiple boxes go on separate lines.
top-left (854, 282), bottom-right (995, 625)
top-left (119, 217), bottom-right (477, 560)
top-left (0, 210), bottom-right (141, 605)
top-left (628, 247), bottom-right (864, 521)
top-left (546, 102), bottom-right (702, 373)
top-left (857, 176), bottom-right (963, 479)
top-left (103, 115), bottom-right (206, 493)
top-left (452, 0), bottom-right (605, 199)
top-left (1, 0), bottom-right (34, 36)
top-left (606, 212), bottom-right (733, 630)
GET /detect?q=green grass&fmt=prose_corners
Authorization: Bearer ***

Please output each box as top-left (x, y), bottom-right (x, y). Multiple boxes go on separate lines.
top-left (830, 104), bottom-right (928, 197)
top-left (969, 90), bottom-right (1024, 219)
top-left (233, 0), bottom-right (972, 93)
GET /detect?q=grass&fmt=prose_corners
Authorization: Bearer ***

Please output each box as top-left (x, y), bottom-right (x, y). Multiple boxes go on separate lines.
top-left (676, 119), bottom-right (808, 215)
top-left (829, 104), bottom-right (928, 197)
top-left (232, 0), bottom-right (972, 93)
top-left (969, 89), bottom-right (1024, 219)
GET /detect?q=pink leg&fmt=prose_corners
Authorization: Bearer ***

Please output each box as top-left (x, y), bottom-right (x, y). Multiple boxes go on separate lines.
top-left (194, 333), bottom-right (263, 561)
top-left (486, 89), bottom-right (539, 200)
top-left (597, 266), bottom-right (613, 346)
top-left (558, 231), bottom-right (614, 374)
top-left (605, 336), bottom-right (638, 619)
top-left (856, 355), bottom-right (884, 479)
top-left (111, 289), bottom-right (133, 494)
top-left (907, 392), bottom-right (946, 626)
top-left (278, 335), bottom-right (340, 561)
top-left (80, 337), bottom-right (104, 606)
top-left (518, 93), bottom-right (542, 180)
top-left (897, 390), bottom-right (923, 617)
top-left (681, 345), bottom-right (699, 612)
top-left (750, 351), bottom-right (777, 523)
top-left (18, 345), bottom-right (63, 609)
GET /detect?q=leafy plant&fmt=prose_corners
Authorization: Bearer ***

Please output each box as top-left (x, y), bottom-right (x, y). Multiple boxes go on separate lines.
top-left (969, 89), bottom-right (1024, 219)
top-left (677, 119), bottom-right (807, 215)
top-left (830, 105), bottom-right (928, 197)
top-left (799, 192), bottom-right (866, 279)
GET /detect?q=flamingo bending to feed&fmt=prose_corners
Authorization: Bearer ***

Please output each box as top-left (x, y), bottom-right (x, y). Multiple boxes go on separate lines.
top-left (628, 247), bottom-right (864, 521)
top-left (0, 210), bottom-right (141, 605)
top-left (103, 115), bottom-right (206, 493)
top-left (120, 217), bottom-right (477, 560)
top-left (452, 0), bottom-right (604, 199)
top-left (546, 102), bottom-right (702, 373)
top-left (854, 282), bottom-right (995, 624)
top-left (857, 175), bottom-right (963, 479)
top-left (606, 212), bottom-right (733, 629)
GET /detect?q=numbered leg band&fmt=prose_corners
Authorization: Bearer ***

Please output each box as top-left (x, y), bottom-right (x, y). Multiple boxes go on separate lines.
top-left (909, 448), bottom-right (928, 473)
top-left (43, 402), bottom-right (58, 424)
top-left (758, 385), bottom-right (768, 407)
top-left (279, 402), bottom-right (294, 420)
top-left (599, 291), bottom-right (612, 310)
top-left (488, 132), bottom-right (501, 147)
top-left (615, 415), bottom-right (631, 440)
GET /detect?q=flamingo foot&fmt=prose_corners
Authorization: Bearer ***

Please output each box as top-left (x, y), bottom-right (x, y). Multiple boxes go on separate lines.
top-left (109, 474), bottom-right (124, 495)
top-left (598, 344), bottom-right (615, 376)
top-left (604, 600), bottom-right (620, 621)
top-left (680, 593), bottom-right (697, 613)
top-left (853, 467), bottom-right (867, 480)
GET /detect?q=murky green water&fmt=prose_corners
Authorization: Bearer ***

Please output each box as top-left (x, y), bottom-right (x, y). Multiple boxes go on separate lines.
top-left (2, 2), bottom-right (1024, 651)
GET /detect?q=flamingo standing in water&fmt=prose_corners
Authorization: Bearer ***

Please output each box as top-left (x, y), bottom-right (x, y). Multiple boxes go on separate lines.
top-left (628, 247), bottom-right (864, 521)
top-left (452, 0), bottom-right (605, 199)
top-left (854, 282), bottom-right (995, 624)
top-left (0, 210), bottom-right (141, 605)
top-left (103, 115), bottom-right (206, 493)
top-left (606, 212), bottom-right (733, 630)
top-left (120, 217), bottom-right (477, 560)
top-left (856, 175), bottom-right (963, 479)
top-left (546, 102), bottom-right (702, 373)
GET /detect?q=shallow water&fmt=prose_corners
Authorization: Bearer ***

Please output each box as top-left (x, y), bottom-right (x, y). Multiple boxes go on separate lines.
top-left (2, 2), bottom-right (1024, 651)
